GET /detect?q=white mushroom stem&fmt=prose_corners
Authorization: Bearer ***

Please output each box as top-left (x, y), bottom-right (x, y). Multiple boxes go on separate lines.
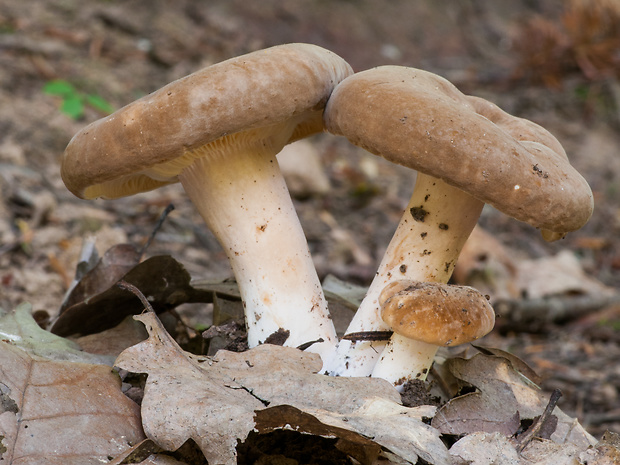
top-left (371, 335), bottom-right (439, 385)
top-left (177, 136), bottom-right (337, 360)
top-left (371, 335), bottom-right (444, 387)
top-left (323, 174), bottom-right (483, 380)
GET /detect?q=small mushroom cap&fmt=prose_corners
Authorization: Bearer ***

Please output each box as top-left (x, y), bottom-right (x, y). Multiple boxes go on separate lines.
top-left (379, 280), bottom-right (495, 346)
top-left (61, 43), bottom-right (353, 199)
top-left (324, 66), bottom-right (593, 237)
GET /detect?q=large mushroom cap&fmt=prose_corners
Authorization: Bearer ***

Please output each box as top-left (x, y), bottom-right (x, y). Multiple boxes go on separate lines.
top-left (379, 280), bottom-right (495, 346)
top-left (324, 66), bottom-right (594, 237)
top-left (61, 43), bottom-right (353, 199)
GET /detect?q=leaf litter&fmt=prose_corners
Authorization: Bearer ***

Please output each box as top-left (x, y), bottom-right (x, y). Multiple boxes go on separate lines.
top-left (1, 241), bottom-right (613, 463)
top-left (115, 308), bottom-right (449, 465)
top-left (0, 304), bottom-right (145, 464)
top-left (1, 213), bottom-right (614, 463)
top-left (433, 353), bottom-right (596, 448)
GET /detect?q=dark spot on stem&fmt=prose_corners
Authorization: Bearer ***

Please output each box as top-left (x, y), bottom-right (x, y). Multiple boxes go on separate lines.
top-left (410, 206), bottom-right (428, 222)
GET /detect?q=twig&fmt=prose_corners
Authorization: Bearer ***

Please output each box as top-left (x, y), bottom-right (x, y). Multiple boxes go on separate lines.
top-left (297, 338), bottom-right (324, 351)
top-left (495, 293), bottom-right (620, 324)
top-left (584, 409), bottom-right (620, 426)
top-left (341, 331), bottom-right (394, 342)
top-left (138, 203), bottom-right (175, 257)
top-left (116, 280), bottom-right (155, 313)
top-left (516, 388), bottom-right (562, 453)
top-left (58, 235), bottom-right (99, 311)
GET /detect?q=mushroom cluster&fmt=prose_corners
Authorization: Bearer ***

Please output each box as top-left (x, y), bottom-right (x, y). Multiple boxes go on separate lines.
top-left (61, 46), bottom-right (593, 389)
top-left (322, 66), bottom-right (593, 387)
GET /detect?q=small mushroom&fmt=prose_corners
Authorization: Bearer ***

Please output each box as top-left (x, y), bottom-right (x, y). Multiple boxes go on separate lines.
top-left (61, 44), bottom-right (353, 359)
top-left (371, 280), bottom-right (495, 386)
top-left (322, 66), bottom-right (593, 382)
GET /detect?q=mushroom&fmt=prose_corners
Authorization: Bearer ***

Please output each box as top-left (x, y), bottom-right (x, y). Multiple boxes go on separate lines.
top-left (322, 66), bottom-right (593, 382)
top-left (371, 280), bottom-right (495, 385)
top-left (61, 44), bottom-right (353, 359)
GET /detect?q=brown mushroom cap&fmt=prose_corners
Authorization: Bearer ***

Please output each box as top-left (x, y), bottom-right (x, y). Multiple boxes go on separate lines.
top-left (324, 66), bottom-right (593, 236)
top-left (379, 280), bottom-right (495, 346)
top-left (61, 43), bottom-right (353, 199)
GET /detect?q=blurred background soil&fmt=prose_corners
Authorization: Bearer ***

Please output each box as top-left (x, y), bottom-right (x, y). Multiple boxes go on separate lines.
top-left (1, 0), bottom-right (620, 438)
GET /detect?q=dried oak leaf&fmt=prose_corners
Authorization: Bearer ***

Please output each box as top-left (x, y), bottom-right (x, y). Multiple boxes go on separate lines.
top-left (432, 354), bottom-right (596, 449)
top-left (51, 255), bottom-right (213, 338)
top-left (449, 432), bottom-right (522, 465)
top-left (0, 303), bottom-right (145, 464)
top-left (580, 431), bottom-right (620, 465)
top-left (450, 432), bottom-right (583, 465)
top-left (115, 312), bottom-right (450, 465)
top-left (60, 243), bottom-right (141, 313)
top-left (515, 250), bottom-right (614, 300)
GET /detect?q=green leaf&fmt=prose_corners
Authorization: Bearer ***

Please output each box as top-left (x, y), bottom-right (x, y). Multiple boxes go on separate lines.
top-left (85, 94), bottom-right (114, 114)
top-left (43, 79), bottom-right (77, 97)
top-left (0, 303), bottom-right (113, 364)
top-left (61, 95), bottom-right (85, 119)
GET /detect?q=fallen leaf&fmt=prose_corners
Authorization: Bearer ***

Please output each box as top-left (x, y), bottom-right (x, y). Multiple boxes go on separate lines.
top-left (50, 255), bottom-right (213, 337)
top-left (432, 384), bottom-right (522, 436)
top-left (450, 429), bottom-right (585, 465)
top-left (520, 439), bottom-right (582, 465)
top-left (452, 225), bottom-right (519, 302)
top-left (75, 315), bottom-right (149, 357)
top-left (322, 274), bottom-right (366, 309)
top-left (308, 399), bottom-right (447, 465)
top-left (252, 405), bottom-right (383, 463)
top-left (116, 312), bottom-right (450, 465)
top-left (107, 437), bottom-right (205, 465)
top-left (580, 431), bottom-right (620, 465)
top-left (449, 432), bottom-right (522, 465)
top-left (189, 279), bottom-right (242, 301)
top-left (115, 312), bottom-right (263, 465)
top-left (516, 250), bottom-right (614, 300)
top-left (454, 228), bottom-right (614, 312)
top-left (432, 354), bottom-right (596, 449)
top-left (138, 456), bottom-right (188, 465)
top-left (321, 274), bottom-right (367, 335)
top-left (60, 243), bottom-right (141, 312)
top-left (107, 438), bottom-right (164, 465)
top-left (0, 303), bottom-right (145, 464)
top-left (0, 302), bottom-right (113, 365)
top-left (472, 345), bottom-right (542, 385)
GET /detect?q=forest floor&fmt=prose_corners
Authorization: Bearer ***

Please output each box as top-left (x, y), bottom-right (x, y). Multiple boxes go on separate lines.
top-left (1, 0), bottom-right (620, 459)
